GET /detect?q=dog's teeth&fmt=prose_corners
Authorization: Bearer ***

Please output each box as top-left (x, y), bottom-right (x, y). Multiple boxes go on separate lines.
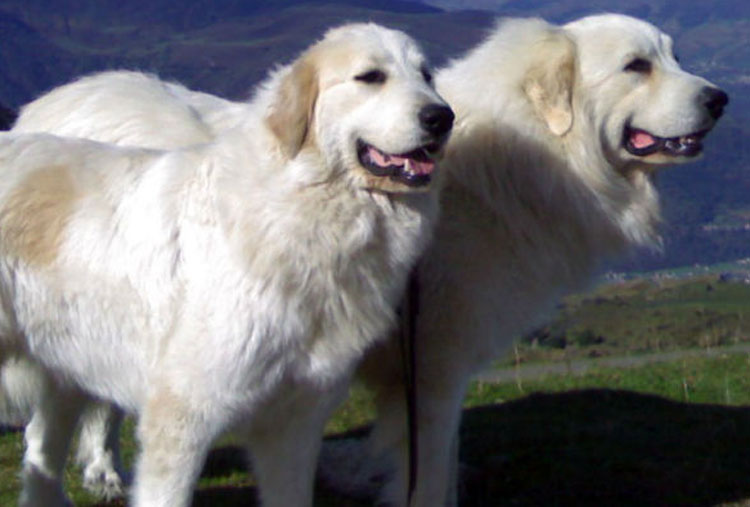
top-left (681, 135), bottom-right (697, 145)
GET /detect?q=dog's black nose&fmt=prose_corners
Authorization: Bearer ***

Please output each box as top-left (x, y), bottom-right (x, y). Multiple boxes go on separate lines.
top-left (701, 86), bottom-right (729, 120)
top-left (419, 104), bottom-right (454, 138)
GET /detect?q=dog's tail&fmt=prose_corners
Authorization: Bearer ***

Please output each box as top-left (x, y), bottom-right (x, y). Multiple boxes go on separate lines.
top-left (0, 355), bottom-right (41, 426)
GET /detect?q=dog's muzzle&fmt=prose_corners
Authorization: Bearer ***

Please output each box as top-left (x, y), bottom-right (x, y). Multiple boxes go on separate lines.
top-left (357, 140), bottom-right (442, 187)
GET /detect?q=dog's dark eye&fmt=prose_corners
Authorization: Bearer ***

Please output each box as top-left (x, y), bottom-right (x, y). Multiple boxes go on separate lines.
top-left (355, 70), bottom-right (387, 84)
top-left (673, 52), bottom-right (681, 64)
top-left (624, 58), bottom-right (652, 74)
top-left (421, 66), bottom-right (433, 84)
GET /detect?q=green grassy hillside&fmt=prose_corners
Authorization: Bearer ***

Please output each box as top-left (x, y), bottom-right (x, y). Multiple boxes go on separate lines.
top-left (513, 275), bottom-right (750, 365)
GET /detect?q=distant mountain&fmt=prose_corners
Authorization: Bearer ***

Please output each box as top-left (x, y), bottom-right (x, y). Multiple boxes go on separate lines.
top-left (0, 11), bottom-right (83, 108)
top-left (0, 1), bottom-right (491, 107)
top-left (0, 0), bottom-right (747, 271)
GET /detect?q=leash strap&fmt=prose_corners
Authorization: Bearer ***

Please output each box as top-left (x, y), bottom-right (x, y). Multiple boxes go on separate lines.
top-left (400, 267), bottom-right (420, 506)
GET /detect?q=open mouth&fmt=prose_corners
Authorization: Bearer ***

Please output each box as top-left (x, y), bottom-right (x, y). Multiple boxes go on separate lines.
top-left (356, 139), bottom-right (440, 187)
top-left (624, 126), bottom-right (708, 158)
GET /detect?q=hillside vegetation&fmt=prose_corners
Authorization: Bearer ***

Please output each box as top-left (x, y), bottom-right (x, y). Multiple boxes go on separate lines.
top-left (513, 274), bottom-right (750, 365)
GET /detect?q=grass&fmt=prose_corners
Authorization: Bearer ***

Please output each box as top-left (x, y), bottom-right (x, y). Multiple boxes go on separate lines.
top-left (4, 354), bottom-right (750, 506)
top-left (458, 354), bottom-right (750, 506)
top-left (468, 352), bottom-right (750, 407)
top-left (4, 277), bottom-right (750, 505)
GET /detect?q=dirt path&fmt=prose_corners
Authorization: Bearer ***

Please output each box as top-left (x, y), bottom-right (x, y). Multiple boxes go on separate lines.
top-left (475, 342), bottom-right (750, 383)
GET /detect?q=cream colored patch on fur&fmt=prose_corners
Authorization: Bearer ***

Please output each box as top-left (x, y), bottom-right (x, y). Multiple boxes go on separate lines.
top-left (523, 30), bottom-right (576, 136)
top-left (0, 165), bottom-right (78, 266)
top-left (266, 56), bottom-right (319, 158)
top-left (266, 43), bottom-right (360, 159)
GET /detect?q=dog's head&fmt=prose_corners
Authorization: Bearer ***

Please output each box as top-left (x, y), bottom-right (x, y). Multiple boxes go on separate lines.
top-left (557, 14), bottom-right (728, 172)
top-left (265, 23), bottom-right (454, 193)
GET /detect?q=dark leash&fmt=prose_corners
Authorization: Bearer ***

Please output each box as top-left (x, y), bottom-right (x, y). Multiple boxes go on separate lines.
top-left (399, 267), bottom-right (420, 506)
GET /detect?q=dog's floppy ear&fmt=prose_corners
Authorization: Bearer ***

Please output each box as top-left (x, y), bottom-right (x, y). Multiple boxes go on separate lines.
top-left (266, 53), bottom-right (319, 158)
top-left (523, 29), bottom-right (576, 136)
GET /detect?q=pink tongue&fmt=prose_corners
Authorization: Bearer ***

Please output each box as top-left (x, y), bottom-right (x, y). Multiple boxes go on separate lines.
top-left (367, 146), bottom-right (410, 168)
top-left (368, 146), bottom-right (408, 168)
top-left (367, 145), bottom-right (435, 175)
top-left (631, 130), bottom-right (657, 149)
top-left (367, 146), bottom-right (392, 167)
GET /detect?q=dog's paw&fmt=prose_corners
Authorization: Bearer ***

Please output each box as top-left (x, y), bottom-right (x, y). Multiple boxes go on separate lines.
top-left (81, 458), bottom-right (128, 500)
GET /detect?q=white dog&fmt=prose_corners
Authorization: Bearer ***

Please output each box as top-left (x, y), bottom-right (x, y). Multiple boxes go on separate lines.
top-left (6, 13), bottom-right (727, 507)
top-left (0, 22), bottom-right (453, 507)
top-left (358, 13), bottom-right (727, 506)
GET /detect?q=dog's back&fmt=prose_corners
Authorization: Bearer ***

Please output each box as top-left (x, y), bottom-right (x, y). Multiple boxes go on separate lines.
top-left (14, 71), bottom-right (216, 148)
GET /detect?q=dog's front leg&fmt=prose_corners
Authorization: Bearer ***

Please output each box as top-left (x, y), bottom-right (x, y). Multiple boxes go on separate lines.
top-left (372, 371), bottom-right (470, 507)
top-left (411, 374), bottom-right (470, 507)
top-left (131, 386), bottom-right (223, 507)
top-left (20, 378), bottom-right (88, 507)
top-left (245, 378), bottom-right (349, 507)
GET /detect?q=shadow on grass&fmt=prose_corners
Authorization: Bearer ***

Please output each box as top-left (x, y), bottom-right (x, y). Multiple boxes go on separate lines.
top-left (193, 443), bottom-right (367, 507)
top-left (186, 389), bottom-right (750, 506)
top-left (458, 388), bottom-right (750, 506)
top-left (193, 486), bottom-right (258, 507)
